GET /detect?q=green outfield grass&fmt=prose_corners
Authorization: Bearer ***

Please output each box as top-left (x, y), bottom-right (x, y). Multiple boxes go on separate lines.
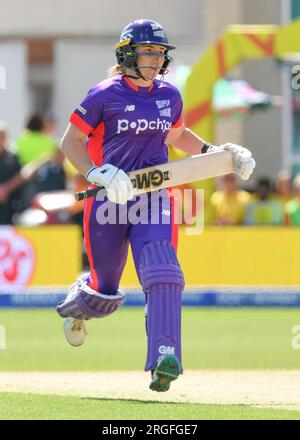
top-left (0, 307), bottom-right (299, 370)
top-left (1, 392), bottom-right (300, 420)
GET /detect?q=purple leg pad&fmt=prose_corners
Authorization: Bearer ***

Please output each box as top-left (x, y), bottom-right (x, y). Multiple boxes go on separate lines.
top-left (139, 240), bottom-right (185, 372)
top-left (56, 278), bottom-right (125, 320)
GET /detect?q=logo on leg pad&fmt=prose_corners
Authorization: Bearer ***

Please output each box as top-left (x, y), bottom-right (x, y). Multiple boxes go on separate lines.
top-left (159, 345), bottom-right (175, 356)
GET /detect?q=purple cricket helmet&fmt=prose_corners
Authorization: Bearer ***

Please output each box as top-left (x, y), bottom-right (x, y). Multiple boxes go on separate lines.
top-left (115, 19), bottom-right (175, 76)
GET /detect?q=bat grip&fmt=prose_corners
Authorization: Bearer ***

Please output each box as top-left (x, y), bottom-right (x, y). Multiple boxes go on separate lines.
top-left (74, 187), bottom-right (103, 201)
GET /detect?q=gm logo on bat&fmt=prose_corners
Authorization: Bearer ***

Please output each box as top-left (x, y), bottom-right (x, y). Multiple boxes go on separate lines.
top-left (131, 169), bottom-right (171, 189)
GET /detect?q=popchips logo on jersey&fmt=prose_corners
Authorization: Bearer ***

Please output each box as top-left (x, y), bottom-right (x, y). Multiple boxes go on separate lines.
top-left (117, 118), bottom-right (172, 135)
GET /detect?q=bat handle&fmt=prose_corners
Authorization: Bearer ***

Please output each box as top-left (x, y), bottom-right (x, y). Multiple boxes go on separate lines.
top-left (74, 187), bottom-right (103, 201)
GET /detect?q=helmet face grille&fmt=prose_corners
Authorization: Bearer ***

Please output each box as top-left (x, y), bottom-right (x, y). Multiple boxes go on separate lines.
top-left (115, 44), bottom-right (137, 69)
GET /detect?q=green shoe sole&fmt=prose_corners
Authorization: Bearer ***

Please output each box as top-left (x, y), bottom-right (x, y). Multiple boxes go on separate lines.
top-left (149, 355), bottom-right (180, 392)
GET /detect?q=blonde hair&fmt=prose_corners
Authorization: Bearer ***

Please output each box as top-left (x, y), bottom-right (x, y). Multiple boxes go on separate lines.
top-left (107, 64), bottom-right (126, 77)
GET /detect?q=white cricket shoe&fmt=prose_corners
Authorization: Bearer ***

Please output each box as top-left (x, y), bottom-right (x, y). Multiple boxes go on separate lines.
top-left (62, 280), bottom-right (88, 347)
top-left (64, 317), bottom-right (88, 347)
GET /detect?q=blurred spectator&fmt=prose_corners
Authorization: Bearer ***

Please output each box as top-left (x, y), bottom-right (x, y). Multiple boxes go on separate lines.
top-left (14, 113), bottom-right (66, 211)
top-left (245, 178), bottom-right (284, 225)
top-left (211, 174), bottom-right (251, 225)
top-left (0, 121), bottom-right (22, 224)
top-left (274, 170), bottom-right (293, 205)
top-left (43, 112), bottom-right (57, 137)
top-left (16, 113), bottom-right (56, 166)
top-left (285, 174), bottom-right (300, 226)
top-left (33, 148), bottom-right (66, 194)
top-left (35, 113), bottom-right (66, 193)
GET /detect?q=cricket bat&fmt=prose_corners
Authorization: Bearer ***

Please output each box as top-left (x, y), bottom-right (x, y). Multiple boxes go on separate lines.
top-left (74, 150), bottom-right (234, 201)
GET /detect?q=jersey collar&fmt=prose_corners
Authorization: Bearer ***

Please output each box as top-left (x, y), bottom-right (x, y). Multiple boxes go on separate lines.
top-left (122, 76), bottom-right (154, 93)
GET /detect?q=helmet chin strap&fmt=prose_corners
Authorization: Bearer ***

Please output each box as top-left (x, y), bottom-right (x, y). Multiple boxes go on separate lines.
top-left (125, 66), bottom-right (158, 82)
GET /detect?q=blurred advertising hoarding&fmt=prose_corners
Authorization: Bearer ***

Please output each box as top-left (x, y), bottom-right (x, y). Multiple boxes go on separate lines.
top-left (0, 225), bottom-right (81, 289)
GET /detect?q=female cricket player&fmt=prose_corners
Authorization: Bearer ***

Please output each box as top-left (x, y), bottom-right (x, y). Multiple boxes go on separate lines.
top-left (56, 19), bottom-right (255, 392)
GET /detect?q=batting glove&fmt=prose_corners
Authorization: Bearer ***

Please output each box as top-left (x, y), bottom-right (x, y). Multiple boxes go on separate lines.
top-left (86, 164), bottom-right (134, 204)
top-left (203, 142), bottom-right (256, 181)
top-left (221, 143), bottom-right (256, 180)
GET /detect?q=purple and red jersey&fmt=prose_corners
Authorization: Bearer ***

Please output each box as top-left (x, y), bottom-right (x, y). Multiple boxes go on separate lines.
top-left (70, 75), bottom-right (183, 173)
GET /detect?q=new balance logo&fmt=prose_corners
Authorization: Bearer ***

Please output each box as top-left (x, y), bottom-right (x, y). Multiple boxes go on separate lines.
top-left (124, 105), bottom-right (135, 112)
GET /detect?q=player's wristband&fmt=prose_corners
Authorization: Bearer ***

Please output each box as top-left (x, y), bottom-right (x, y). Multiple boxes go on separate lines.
top-left (201, 143), bottom-right (213, 154)
top-left (202, 143), bottom-right (220, 154)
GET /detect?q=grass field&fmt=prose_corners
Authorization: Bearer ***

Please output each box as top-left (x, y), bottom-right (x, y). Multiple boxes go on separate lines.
top-left (0, 307), bottom-right (300, 419)
top-left (2, 392), bottom-right (300, 420)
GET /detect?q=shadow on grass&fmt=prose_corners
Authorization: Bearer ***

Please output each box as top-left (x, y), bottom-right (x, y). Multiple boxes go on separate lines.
top-left (83, 397), bottom-right (300, 410)
top-left (83, 397), bottom-right (190, 405)
top-left (83, 397), bottom-right (249, 407)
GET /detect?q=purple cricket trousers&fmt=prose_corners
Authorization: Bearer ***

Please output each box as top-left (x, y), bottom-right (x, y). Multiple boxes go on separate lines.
top-left (83, 189), bottom-right (183, 371)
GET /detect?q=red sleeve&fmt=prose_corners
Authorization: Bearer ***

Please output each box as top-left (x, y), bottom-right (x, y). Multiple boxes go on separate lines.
top-left (70, 112), bottom-right (93, 136)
